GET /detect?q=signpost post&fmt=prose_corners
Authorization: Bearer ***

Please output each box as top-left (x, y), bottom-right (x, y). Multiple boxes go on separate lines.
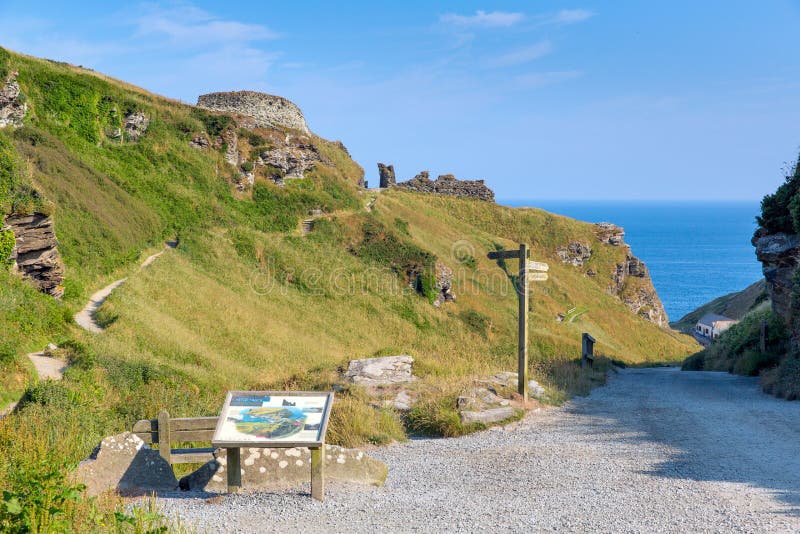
top-left (488, 244), bottom-right (549, 400)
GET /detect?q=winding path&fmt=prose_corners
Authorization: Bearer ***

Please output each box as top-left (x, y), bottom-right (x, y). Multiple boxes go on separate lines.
top-left (159, 368), bottom-right (800, 533)
top-left (74, 242), bottom-right (175, 333)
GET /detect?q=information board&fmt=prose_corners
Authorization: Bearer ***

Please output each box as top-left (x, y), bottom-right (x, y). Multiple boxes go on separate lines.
top-left (212, 391), bottom-right (334, 448)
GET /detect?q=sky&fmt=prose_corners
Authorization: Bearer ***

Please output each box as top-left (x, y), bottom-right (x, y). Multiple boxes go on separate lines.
top-left (1, 0), bottom-right (799, 201)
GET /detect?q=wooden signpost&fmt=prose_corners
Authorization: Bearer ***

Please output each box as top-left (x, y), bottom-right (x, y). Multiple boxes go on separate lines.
top-left (488, 244), bottom-right (549, 399)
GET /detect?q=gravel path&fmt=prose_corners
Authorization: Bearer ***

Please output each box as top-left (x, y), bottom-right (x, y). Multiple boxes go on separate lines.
top-left (74, 242), bottom-right (175, 333)
top-left (158, 368), bottom-right (800, 533)
top-left (27, 351), bottom-right (67, 380)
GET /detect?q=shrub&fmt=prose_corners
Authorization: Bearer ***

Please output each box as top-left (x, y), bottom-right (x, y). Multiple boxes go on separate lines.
top-left (0, 230), bottom-right (14, 265)
top-left (240, 161), bottom-right (254, 172)
top-left (733, 349), bottom-right (780, 376)
top-left (681, 352), bottom-right (705, 371)
top-left (459, 309), bottom-right (491, 338)
top-left (191, 108), bottom-right (233, 137)
top-left (757, 154), bottom-right (800, 233)
top-left (761, 356), bottom-right (800, 400)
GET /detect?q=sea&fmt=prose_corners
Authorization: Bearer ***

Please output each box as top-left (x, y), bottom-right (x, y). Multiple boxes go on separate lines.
top-left (499, 200), bottom-right (764, 322)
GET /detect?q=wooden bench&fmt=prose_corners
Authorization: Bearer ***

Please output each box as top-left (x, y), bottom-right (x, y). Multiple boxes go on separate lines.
top-left (581, 332), bottom-right (596, 368)
top-left (132, 410), bottom-right (218, 465)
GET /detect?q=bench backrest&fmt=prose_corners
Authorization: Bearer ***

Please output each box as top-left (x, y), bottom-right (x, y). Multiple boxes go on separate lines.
top-left (132, 410), bottom-right (218, 463)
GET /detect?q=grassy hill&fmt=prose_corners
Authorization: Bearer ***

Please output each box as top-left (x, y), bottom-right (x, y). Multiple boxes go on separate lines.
top-left (671, 279), bottom-right (768, 334)
top-left (0, 48), bottom-right (696, 527)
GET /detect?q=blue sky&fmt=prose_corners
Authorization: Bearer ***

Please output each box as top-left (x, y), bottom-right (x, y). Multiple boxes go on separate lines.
top-left (1, 0), bottom-right (799, 201)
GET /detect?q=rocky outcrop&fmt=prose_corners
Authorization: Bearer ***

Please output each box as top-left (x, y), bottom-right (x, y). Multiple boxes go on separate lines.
top-left (179, 445), bottom-right (387, 492)
top-left (258, 143), bottom-right (329, 184)
top-left (5, 212), bottom-right (64, 297)
top-left (595, 222), bottom-right (625, 246)
top-left (557, 242), bottom-right (592, 267)
top-left (0, 71), bottom-right (26, 128)
top-left (752, 230), bottom-right (800, 347)
top-left (189, 135), bottom-right (209, 150)
top-left (123, 111), bottom-right (149, 142)
top-left (395, 172), bottom-right (495, 202)
top-left (71, 432), bottom-right (178, 496)
top-left (432, 260), bottom-right (456, 306)
top-left (378, 163), bottom-right (396, 188)
top-left (597, 223), bottom-right (668, 327)
top-left (345, 355), bottom-right (415, 386)
top-left (198, 91), bottom-right (310, 133)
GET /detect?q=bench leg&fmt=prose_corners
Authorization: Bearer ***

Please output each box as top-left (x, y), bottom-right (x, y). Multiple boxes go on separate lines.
top-left (311, 446), bottom-right (324, 502)
top-left (226, 447), bottom-right (241, 493)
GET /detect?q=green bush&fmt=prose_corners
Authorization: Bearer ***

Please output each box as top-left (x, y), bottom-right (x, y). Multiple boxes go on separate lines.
top-left (241, 161), bottom-right (255, 172)
top-left (0, 230), bottom-right (14, 265)
top-left (681, 352), bottom-right (705, 371)
top-left (0, 47), bottom-right (9, 80)
top-left (733, 349), bottom-right (781, 376)
top-left (459, 309), bottom-right (491, 338)
top-left (758, 155), bottom-right (800, 233)
top-left (191, 108), bottom-right (233, 137)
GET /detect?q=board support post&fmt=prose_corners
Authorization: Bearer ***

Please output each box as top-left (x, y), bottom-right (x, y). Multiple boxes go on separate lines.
top-left (311, 445), bottom-right (325, 501)
top-left (226, 447), bottom-right (241, 493)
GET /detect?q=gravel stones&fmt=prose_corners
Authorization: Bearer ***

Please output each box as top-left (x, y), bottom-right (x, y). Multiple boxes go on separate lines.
top-left (156, 368), bottom-right (800, 532)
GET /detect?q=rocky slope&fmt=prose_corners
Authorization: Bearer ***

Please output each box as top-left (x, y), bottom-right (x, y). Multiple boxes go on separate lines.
top-left (4, 212), bottom-right (64, 297)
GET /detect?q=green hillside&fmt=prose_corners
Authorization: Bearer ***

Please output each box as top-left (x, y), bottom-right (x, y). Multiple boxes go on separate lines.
top-left (671, 279), bottom-right (768, 334)
top-left (0, 48), bottom-right (696, 526)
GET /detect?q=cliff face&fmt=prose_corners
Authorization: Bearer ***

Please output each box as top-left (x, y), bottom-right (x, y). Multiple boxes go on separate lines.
top-left (594, 223), bottom-right (669, 327)
top-left (5, 212), bottom-right (64, 297)
top-left (752, 229), bottom-right (800, 348)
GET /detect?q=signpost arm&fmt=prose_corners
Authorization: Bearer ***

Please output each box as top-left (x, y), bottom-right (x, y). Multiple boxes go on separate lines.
top-left (518, 244), bottom-right (529, 400)
top-left (311, 445), bottom-right (325, 501)
top-left (227, 447), bottom-right (241, 493)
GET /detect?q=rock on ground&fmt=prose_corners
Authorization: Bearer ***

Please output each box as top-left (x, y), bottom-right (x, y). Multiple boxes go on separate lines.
top-left (179, 445), bottom-right (387, 492)
top-left (72, 432), bottom-right (177, 496)
top-left (344, 355), bottom-right (415, 386)
top-left (157, 368), bottom-right (800, 533)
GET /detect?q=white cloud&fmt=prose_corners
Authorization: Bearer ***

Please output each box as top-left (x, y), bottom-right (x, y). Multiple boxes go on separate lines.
top-left (513, 70), bottom-right (583, 90)
top-left (549, 9), bottom-right (594, 25)
top-left (134, 3), bottom-right (279, 45)
top-left (487, 41), bottom-right (552, 68)
top-left (440, 10), bottom-right (525, 28)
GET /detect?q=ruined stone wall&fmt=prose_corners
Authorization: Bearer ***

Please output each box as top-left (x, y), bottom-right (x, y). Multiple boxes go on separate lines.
top-left (197, 91), bottom-right (309, 133)
top-left (395, 171), bottom-right (495, 202)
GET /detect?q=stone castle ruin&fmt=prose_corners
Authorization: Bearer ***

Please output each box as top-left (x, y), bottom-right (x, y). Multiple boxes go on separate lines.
top-left (377, 164), bottom-right (494, 202)
top-left (197, 91), bottom-right (310, 133)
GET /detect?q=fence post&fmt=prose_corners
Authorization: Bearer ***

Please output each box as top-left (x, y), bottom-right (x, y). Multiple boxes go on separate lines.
top-left (157, 410), bottom-right (171, 464)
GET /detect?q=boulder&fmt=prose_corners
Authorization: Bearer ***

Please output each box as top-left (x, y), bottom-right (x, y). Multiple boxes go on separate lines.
top-left (459, 407), bottom-right (518, 425)
top-left (258, 143), bottom-right (329, 182)
top-left (345, 355), bottom-right (415, 386)
top-left (71, 432), bottom-right (178, 496)
top-left (179, 445), bottom-right (387, 492)
top-left (189, 135), bottom-right (210, 150)
top-left (557, 242), bottom-right (592, 267)
top-left (0, 71), bottom-right (26, 128)
top-left (124, 111), bottom-right (150, 142)
top-left (432, 261), bottom-right (456, 306)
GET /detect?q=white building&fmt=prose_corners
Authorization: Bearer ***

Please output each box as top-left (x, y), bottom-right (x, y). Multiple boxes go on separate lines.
top-left (696, 313), bottom-right (738, 340)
